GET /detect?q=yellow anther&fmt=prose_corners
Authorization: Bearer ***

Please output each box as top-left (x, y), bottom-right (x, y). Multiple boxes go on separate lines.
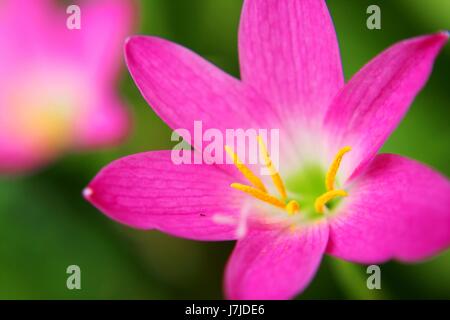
top-left (286, 200), bottom-right (300, 215)
top-left (225, 145), bottom-right (267, 192)
top-left (231, 183), bottom-right (285, 209)
top-left (257, 135), bottom-right (287, 201)
top-left (325, 146), bottom-right (351, 191)
top-left (314, 189), bottom-right (347, 214)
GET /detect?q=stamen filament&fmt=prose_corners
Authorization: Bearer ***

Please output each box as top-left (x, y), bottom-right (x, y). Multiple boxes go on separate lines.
top-left (226, 138), bottom-right (301, 216)
top-left (257, 135), bottom-right (287, 201)
top-left (231, 183), bottom-right (285, 209)
top-left (231, 183), bottom-right (300, 215)
top-left (325, 146), bottom-right (351, 191)
top-left (225, 145), bottom-right (267, 192)
top-left (314, 189), bottom-right (347, 213)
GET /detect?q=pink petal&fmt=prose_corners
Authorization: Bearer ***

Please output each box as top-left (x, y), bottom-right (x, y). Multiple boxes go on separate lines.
top-left (327, 154), bottom-right (450, 263)
top-left (225, 222), bottom-right (329, 299)
top-left (55, 0), bottom-right (135, 148)
top-left (324, 33), bottom-right (448, 181)
top-left (73, 91), bottom-right (130, 148)
top-left (124, 35), bottom-right (305, 173)
top-left (84, 151), bottom-right (246, 241)
top-left (71, 0), bottom-right (135, 83)
top-left (124, 35), bottom-right (278, 147)
top-left (0, 0), bottom-right (53, 72)
top-left (238, 0), bottom-right (344, 125)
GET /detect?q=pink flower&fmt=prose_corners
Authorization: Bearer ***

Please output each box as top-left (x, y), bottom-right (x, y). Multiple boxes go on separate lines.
top-left (84, 0), bottom-right (450, 299)
top-left (0, 0), bottom-right (134, 173)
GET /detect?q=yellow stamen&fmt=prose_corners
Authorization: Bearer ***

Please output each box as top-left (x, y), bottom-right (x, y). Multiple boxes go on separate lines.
top-left (257, 135), bottom-right (287, 201)
top-left (314, 189), bottom-right (347, 213)
top-left (314, 146), bottom-right (352, 214)
top-left (225, 145), bottom-right (267, 192)
top-left (325, 146), bottom-right (351, 191)
top-left (231, 183), bottom-right (285, 209)
top-left (226, 139), bottom-right (300, 216)
top-left (231, 183), bottom-right (300, 215)
top-left (286, 200), bottom-right (300, 215)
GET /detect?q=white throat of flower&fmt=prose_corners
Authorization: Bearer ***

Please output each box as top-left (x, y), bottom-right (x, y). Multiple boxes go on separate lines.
top-left (225, 136), bottom-right (351, 216)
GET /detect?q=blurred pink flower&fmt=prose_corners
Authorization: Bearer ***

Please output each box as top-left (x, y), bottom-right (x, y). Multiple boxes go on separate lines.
top-left (85, 0), bottom-right (450, 299)
top-left (0, 0), bottom-right (134, 173)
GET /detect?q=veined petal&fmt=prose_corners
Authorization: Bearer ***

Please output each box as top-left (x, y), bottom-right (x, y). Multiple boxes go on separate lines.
top-left (124, 35), bottom-right (303, 174)
top-left (225, 222), bottom-right (329, 299)
top-left (324, 33), bottom-right (448, 181)
top-left (125, 36), bottom-right (279, 146)
top-left (84, 151), bottom-right (246, 241)
top-left (327, 154), bottom-right (450, 263)
top-left (238, 0), bottom-right (344, 125)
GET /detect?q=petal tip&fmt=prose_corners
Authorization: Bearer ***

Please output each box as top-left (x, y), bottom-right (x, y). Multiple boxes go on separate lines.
top-left (124, 35), bottom-right (139, 46)
top-left (124, 35), bottom-right (150, 67)
top-left (440, 30), bottom-right (450, 39)
top-left (124, 35), bottom-right (138, 54)
top-left (427, 31), bottom-right (449, 52)
top-left (429, 31), bottom-right (449, 46)
top-left (124, 35), bottom-right (150, 48)
top-left (82, 186), bottom-right (94, 200)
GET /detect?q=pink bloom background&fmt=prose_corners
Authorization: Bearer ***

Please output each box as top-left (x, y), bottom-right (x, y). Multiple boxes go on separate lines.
top-left (0, 0), bottom-right (134, 173)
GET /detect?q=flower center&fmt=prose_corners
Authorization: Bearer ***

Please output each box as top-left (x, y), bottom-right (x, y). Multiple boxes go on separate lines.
top-left (226, 136), bottom-right (351, 218)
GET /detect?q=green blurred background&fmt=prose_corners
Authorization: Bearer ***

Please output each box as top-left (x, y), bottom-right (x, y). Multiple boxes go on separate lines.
top-left (0, 0), bottom-right (449, 299)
